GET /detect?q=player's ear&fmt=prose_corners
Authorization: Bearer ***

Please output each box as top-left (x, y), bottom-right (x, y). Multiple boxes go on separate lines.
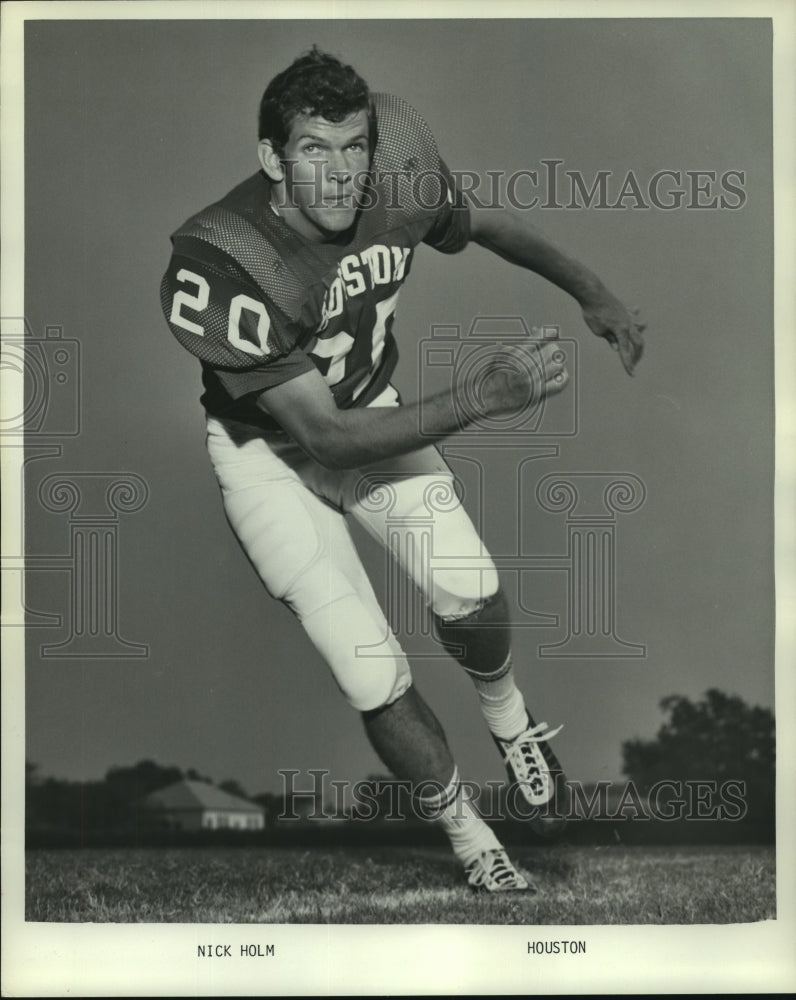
top-left (258, 139), bottom-right (284, 182)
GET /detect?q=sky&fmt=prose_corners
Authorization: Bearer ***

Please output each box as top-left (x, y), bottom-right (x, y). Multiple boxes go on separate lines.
top-left (17, 16), bottom-right (776, 799)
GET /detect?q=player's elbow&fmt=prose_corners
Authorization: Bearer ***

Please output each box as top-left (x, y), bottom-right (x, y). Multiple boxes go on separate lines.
top-left (307, 445), bottom-right (348, 471)
top-left (313, 442), bottom-right (366, 471)
top-left (307, 447), bottom-right (360, 472)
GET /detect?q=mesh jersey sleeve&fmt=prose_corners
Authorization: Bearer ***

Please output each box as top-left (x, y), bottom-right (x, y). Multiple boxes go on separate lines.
top-left (370, 94), bottom-right (471, 254)
top-left (160, 252), bottom-right (314, 399)
top-left (421, 157), bottom-right (471, 254)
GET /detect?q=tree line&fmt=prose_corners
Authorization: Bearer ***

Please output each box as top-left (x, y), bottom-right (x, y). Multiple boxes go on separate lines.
top-left (25, 689), bottom-right (774, 845)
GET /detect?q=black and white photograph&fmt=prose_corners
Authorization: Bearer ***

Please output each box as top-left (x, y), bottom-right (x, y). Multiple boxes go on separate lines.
top-left (2, 1), bottom-right (794, 995)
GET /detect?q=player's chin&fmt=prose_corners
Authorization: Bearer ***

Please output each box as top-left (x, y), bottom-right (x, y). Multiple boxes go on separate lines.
top-left (311, 205), bottom-right (359, 233)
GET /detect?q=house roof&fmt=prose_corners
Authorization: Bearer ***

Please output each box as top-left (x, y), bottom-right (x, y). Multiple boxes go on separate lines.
top-left (144, 779), bottom-right (264, 814)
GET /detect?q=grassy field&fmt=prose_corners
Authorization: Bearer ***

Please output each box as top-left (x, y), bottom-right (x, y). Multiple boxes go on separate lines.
top-left (25, 843), bottom-right (775, 924)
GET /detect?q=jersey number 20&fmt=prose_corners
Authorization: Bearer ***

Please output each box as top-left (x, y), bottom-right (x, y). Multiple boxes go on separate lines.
top-left (170, 268), bottom-right (272, 358)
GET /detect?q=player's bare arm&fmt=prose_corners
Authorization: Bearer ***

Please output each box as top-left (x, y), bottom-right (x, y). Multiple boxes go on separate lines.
top-left (259, 338), bottom-right (569, 469)
top-left (469, 205), bottom-right (646, 375)
top-left (161, 49), bottom-right (605, 893)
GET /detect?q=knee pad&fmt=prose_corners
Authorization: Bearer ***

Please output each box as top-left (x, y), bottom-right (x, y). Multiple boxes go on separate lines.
top-left (345, 654), bottom-right (413, 713)
top-left (433, 586), bottom-right (511, 677)
top-left (430, 566), bottom-right (500, 621)
top-left (300, 593), bottom-right (413, 713)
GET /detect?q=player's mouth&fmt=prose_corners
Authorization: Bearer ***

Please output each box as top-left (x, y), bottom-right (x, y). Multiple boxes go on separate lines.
top-left (320, 192), bottom-right (355, 206)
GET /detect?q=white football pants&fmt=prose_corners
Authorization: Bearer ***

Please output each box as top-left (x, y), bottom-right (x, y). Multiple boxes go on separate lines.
top-left (204, 386), bottom-right (499, 711)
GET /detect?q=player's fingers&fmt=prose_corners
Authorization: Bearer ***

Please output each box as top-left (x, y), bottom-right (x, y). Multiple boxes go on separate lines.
top-left (546, 366), bottom-right (570, 395)
top-left (510, 340), bottom-right (551, 370)
top-left (538, 345), bottom-right (566, 380)
top-left (629, 308), bottom-right (647, 337)
top-left (534, 340), bottom-right (562, 365)
top-left (617, 334), bottom-right (637, 375)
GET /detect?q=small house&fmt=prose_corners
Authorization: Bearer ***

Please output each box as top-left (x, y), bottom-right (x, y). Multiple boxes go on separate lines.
top-left (143, 779), bottom-right (265, 831)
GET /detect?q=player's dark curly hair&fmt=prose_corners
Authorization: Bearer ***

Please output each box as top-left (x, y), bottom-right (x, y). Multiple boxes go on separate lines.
top-left (258, 46), bottom-right (371, 151)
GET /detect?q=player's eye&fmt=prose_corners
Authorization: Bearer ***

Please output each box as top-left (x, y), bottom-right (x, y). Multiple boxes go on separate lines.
top-left (348, 142), bottom-right (366, 152)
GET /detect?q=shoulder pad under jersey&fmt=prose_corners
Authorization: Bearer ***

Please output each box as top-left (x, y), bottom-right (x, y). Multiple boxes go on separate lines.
top-left (370, 93), bottom-right (452, 226)
top-left (169, 179), bottom-right (304, 322)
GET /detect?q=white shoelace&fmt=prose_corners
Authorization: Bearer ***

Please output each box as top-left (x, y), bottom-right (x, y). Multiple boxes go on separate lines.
top-left (467, 849), bottom-right (526, 890)
top-left (501, 722), bottom-right (564, 793)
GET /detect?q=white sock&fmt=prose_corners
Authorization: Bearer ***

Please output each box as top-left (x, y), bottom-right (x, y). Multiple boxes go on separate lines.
top-left (470, 655), bottom-right (528, 740)
top-left (417, 768), bottom-right (502, 865)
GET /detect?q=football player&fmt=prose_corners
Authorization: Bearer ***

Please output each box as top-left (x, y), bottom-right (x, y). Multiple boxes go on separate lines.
top-left (161, 48), bottom-right (645, 892)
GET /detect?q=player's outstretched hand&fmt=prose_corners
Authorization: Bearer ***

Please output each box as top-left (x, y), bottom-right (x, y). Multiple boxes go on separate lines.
top-left (581, 290), bottom-right (646, 376)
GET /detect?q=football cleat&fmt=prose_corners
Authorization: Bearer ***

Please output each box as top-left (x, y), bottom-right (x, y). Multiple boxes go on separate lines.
top-left (464, 849), bottom-right (536, 893)
top-left (494, 713), bottom-right (568, 832)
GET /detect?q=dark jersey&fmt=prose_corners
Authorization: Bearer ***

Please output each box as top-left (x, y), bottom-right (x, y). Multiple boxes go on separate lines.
top-left (160, 93), bottom-right (470, 430)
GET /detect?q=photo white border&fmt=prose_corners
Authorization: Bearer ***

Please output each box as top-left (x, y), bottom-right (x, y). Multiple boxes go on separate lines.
top-left (2, 1), bottom-right (794, 995)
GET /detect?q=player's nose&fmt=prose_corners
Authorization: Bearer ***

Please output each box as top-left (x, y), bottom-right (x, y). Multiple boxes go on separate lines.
top-left (326, 151), bottom-right (352, 184)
